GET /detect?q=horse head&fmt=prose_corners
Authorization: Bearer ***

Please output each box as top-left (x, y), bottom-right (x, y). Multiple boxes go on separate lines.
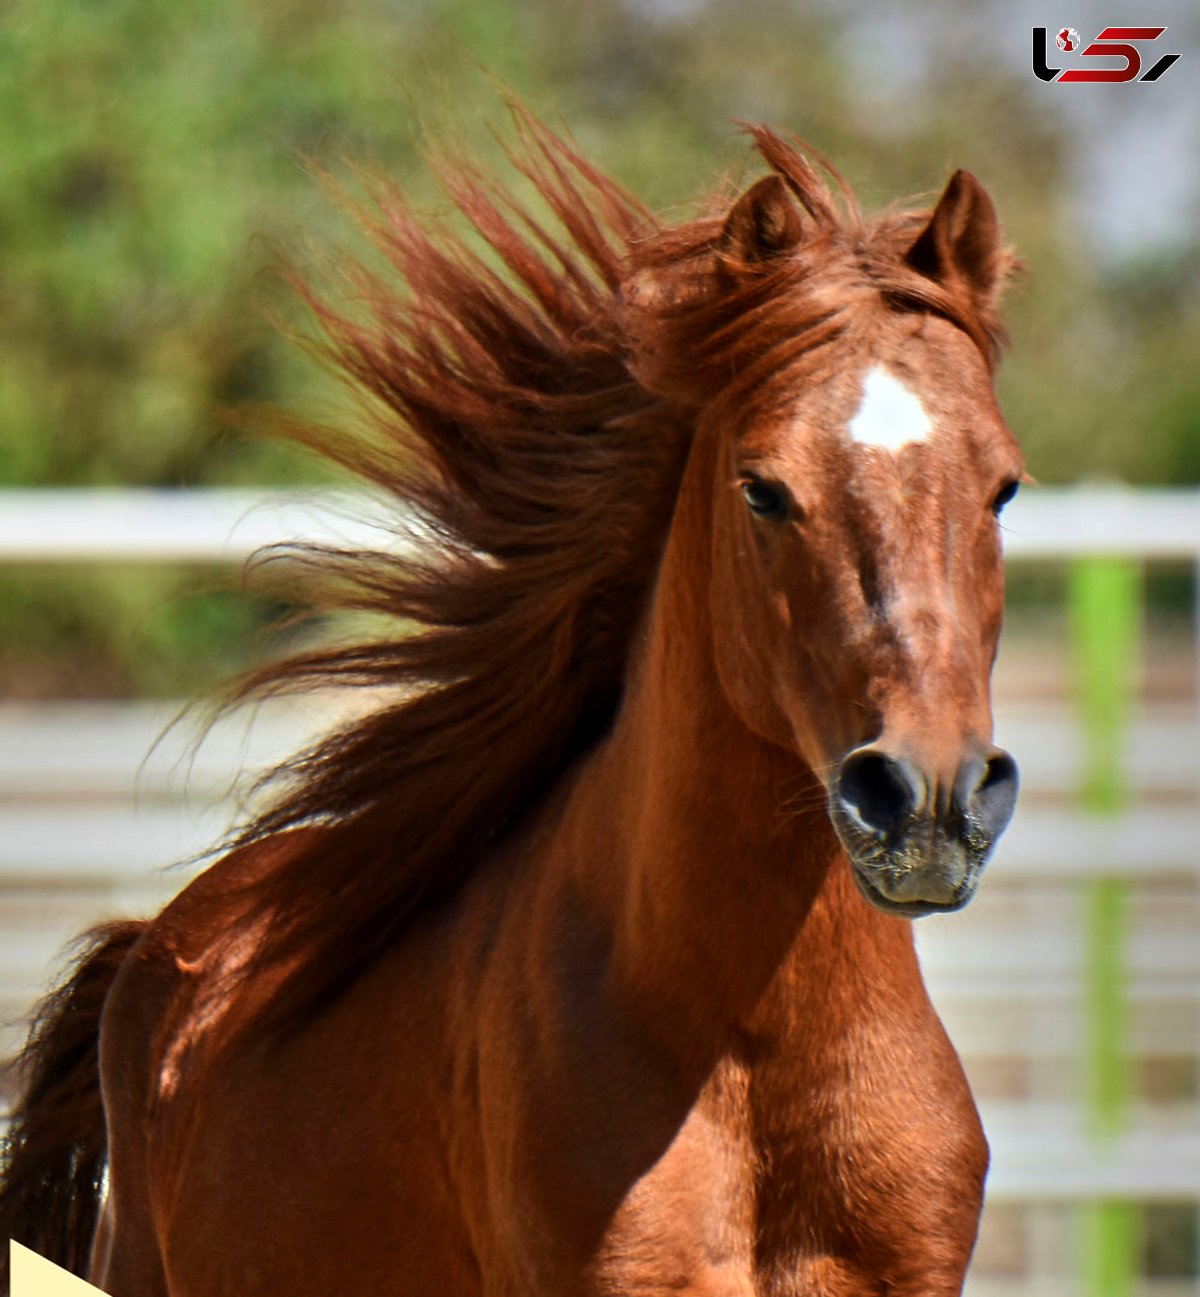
top-left (633, 156), bottom-right (1023, 916)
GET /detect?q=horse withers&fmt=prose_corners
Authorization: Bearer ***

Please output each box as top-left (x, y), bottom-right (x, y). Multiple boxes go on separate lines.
top-left (1, 119), bottom-right (1023, 1296)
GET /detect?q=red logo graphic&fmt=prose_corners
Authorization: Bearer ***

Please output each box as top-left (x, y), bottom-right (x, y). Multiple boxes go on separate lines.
top-left (1033, 25), bottom-right (1180, 82)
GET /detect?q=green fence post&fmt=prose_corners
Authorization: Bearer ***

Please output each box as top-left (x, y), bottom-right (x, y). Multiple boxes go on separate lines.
top-left (1069, 556), bottom-right (1140, 1297)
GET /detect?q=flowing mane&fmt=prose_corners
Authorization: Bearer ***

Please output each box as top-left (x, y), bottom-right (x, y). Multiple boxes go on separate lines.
top-left (223, 113), bottom-right (1012, 1025)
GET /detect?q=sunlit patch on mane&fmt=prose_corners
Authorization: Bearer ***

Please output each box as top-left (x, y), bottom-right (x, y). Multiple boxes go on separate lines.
top-left (847, 366), bottom-right (934, 453)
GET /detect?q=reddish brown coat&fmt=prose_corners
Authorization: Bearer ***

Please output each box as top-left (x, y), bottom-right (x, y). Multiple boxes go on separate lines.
top-left (0, 116), bottom-right (1023, 1297)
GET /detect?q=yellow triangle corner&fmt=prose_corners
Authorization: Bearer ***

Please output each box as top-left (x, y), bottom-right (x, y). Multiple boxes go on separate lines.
top-left (9, 1242), bottom-right (109, 1296)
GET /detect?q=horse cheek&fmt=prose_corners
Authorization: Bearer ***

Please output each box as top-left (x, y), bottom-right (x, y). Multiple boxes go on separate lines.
top-left (709, 558), bottom-right (797, 754)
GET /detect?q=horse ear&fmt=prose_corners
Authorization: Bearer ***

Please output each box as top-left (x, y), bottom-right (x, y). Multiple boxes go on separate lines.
top-left (722, 175), bottom-right (804, 263)
top-left (906, 170), bottom-right (1004, 306)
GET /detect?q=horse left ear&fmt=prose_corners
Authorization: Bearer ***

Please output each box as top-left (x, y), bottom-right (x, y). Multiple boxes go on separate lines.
top-left (722, 175), bottom-right (804, 263)
top-left (906, 170), bottom-right (1004, 306)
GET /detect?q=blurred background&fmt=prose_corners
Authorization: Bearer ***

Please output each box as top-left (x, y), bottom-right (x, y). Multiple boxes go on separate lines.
top-left (1, 1), bottom-right (1197, 1294)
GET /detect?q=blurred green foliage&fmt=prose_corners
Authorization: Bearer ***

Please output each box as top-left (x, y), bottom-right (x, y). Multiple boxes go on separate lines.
top-left (1, 0), bottom-right (1197, 695)
top-left (0, 565), bottom-right (290, 696)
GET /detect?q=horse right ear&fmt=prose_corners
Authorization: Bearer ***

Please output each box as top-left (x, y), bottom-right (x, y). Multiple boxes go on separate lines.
top-left (905, 170), bottom-right (1005, 308)
top-left (721, 175), bottom-right (804, 264)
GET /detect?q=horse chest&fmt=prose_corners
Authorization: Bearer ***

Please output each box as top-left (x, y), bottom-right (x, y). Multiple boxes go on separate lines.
top-left (490, 1031), bottom-right (978, 1297)
top-left (451, 859), bottom-right (984, 1297)
top-left (586, 1094), bottom-right (980, 1297)
top-left (581, 1095), bottom-right (937, 1297)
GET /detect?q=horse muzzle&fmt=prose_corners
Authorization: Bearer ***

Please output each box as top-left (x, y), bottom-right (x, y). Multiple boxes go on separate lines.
top-left (828, 745), bottom-right (1019, 917)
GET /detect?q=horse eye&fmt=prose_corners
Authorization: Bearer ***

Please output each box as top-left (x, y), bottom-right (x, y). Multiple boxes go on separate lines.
top-left (741, 478), bottom-right (791, 521)
top-left (992, 480), bottom-right (1019, 515)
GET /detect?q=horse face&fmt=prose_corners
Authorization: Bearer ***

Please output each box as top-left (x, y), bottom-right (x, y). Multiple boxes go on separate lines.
top-left (711, 313), bottom-right (1024, 916)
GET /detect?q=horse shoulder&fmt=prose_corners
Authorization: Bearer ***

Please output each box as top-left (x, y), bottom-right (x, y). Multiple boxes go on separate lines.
top-left (101, 829), bottom-right (322, 1069)
top-left (91, 832), bottom-right (322, 1294)
top-left (110, 829), bottom-right (517, 1295)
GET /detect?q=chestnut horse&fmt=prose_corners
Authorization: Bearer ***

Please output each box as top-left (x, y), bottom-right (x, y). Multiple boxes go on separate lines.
top-left (1, 121), bottom-right (1024, 1296)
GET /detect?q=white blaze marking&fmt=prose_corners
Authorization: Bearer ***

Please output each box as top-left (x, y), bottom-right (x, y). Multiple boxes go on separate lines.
top-left (847, 366), bottom-right (933, 453)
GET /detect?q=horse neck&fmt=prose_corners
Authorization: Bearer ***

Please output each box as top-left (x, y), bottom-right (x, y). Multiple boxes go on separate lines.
top-left (559, 428), bottom-right (923, 1064)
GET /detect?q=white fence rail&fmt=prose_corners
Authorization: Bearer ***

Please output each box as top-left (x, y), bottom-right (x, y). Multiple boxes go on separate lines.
top-left (0, 489), bottom-right (409, 563)
top-left (1, 485), bottom-right (1199, 562)
top-left (1, 487), bottom-right (1198, 1294)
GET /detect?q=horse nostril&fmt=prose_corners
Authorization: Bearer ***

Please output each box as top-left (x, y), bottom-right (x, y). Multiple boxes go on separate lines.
top-left (965, 751), bottom-right (1019, 839)
top-left (837, 751), bottom-right (920, 837)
